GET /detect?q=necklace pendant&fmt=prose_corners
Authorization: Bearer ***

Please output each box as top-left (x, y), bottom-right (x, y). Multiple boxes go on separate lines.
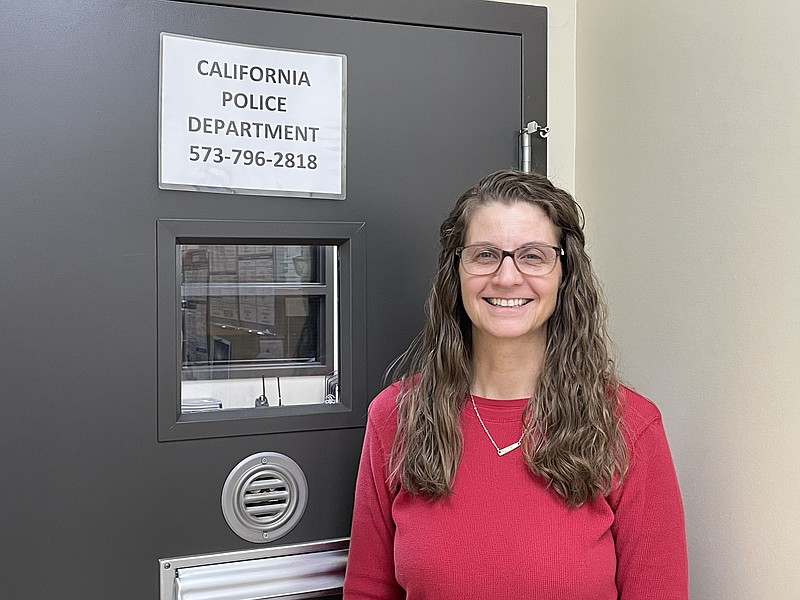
top-left (497, 441), bottom-right (521, 456)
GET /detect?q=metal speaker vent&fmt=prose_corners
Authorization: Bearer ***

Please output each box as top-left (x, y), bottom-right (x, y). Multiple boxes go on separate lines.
top-left (221, 452), bottom-right (308, 544)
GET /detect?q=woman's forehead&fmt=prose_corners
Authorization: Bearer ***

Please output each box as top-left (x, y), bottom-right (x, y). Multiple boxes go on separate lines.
top-left (463, 201), bottom-right (558, 246)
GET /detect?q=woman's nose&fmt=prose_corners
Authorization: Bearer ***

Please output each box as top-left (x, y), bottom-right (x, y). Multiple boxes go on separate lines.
top-left (493, 254), bottom-right (523, 284)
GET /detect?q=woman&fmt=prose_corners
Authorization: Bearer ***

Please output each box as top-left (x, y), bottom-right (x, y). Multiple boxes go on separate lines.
top-left (344, 170), bottom-right (688, 599)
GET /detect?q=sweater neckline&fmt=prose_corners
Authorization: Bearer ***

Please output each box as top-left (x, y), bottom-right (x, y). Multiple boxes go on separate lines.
top-left (467, 395), bottom-right (528, 421)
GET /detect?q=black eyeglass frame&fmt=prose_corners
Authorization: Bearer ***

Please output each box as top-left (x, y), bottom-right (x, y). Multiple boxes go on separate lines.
top-left (455, 243), bottom-right (565, 276)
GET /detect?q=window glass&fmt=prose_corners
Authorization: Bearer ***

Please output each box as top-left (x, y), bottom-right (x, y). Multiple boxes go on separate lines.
top-left (178, 243), bottom-right (338, 413)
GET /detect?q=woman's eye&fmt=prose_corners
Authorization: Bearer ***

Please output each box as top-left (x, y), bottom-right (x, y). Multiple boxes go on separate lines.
top-left (520, 250), bottom-right (545, 262)
top-left (472, 248), bottom-right (499, 262)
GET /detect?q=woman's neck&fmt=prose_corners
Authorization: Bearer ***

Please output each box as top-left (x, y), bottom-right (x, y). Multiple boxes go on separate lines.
top-left (470, 331), bottom-right (546, 400)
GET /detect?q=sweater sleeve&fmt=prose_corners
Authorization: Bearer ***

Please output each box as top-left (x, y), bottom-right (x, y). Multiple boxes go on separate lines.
top-left (343, 393), bottom-right (404, 599)
top-left (608, 413), bottom-right (689, 600)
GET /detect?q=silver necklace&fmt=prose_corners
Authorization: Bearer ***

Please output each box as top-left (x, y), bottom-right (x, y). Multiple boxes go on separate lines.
top-left (469, 394), bottom-right (524, 456)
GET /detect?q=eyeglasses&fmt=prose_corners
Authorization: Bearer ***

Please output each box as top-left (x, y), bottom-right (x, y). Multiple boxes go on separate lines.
top-left (456, 243), bottom-right (564, 276)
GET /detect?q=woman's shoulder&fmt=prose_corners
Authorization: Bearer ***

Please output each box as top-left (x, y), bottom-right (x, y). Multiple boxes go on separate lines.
top-left (618, 384), bottom-right (665, 445)
top-left (366, 381), bottom-right (403, 433)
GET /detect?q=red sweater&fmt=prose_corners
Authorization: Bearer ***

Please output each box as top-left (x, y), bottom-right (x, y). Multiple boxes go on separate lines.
top-left (344, 384), bottom-right (688, 599)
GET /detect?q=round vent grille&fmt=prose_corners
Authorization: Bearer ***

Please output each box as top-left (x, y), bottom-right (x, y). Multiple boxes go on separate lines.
top-left (221, 452), bottom-right (308, 543)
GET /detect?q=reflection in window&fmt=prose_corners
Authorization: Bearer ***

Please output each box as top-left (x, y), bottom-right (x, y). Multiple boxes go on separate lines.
top-left (178, 244), bottom-right (338, 413)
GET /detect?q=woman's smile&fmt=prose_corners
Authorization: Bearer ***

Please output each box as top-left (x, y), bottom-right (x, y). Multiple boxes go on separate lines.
top-left (484, 297), bottom-right (533, 307)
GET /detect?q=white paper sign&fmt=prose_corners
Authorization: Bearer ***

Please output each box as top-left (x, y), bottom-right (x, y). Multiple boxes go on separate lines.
top-left (159, 33), bottom-right (346, 199)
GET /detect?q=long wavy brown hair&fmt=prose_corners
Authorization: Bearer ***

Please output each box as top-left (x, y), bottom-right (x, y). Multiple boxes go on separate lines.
top-left (387, 169), bottom-right (628, 507)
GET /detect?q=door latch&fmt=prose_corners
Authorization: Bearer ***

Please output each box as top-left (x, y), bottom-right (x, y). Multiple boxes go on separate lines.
top-left (518, 120), bottom-right (549, 173)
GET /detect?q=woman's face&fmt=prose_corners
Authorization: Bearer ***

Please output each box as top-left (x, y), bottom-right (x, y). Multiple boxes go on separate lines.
top-left (459, 201), bottom-right (562, 350)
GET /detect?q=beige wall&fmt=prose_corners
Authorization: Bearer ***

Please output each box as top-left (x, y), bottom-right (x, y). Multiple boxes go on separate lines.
top-left (575, 1), bottom-right (800, 598)
top-left (492, 0), bottom-right (799, 596)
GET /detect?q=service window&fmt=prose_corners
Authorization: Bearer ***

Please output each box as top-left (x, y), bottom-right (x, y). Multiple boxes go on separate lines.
top-left (179, 242), bottom-right (337, 411)
top-left (157, 220), bottom-right (365, 441)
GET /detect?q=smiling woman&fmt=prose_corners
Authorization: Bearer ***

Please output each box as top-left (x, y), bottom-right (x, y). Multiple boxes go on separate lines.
top-left (344, 170), bottom-right (688, 600)
top-left (458, 201), bottom-right (562, 354)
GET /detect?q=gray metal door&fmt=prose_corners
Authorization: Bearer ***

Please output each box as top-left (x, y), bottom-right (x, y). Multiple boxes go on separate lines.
top-left (0, 1), bottom-right (546, 597)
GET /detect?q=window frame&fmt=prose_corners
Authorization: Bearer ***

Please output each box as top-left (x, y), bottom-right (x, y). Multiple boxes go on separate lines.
top-left (157, 218), bottom-right (366, 441)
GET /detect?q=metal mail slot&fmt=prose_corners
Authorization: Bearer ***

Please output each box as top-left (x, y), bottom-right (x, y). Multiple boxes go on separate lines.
top-left (159, 538), bottom-right (348, 600)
